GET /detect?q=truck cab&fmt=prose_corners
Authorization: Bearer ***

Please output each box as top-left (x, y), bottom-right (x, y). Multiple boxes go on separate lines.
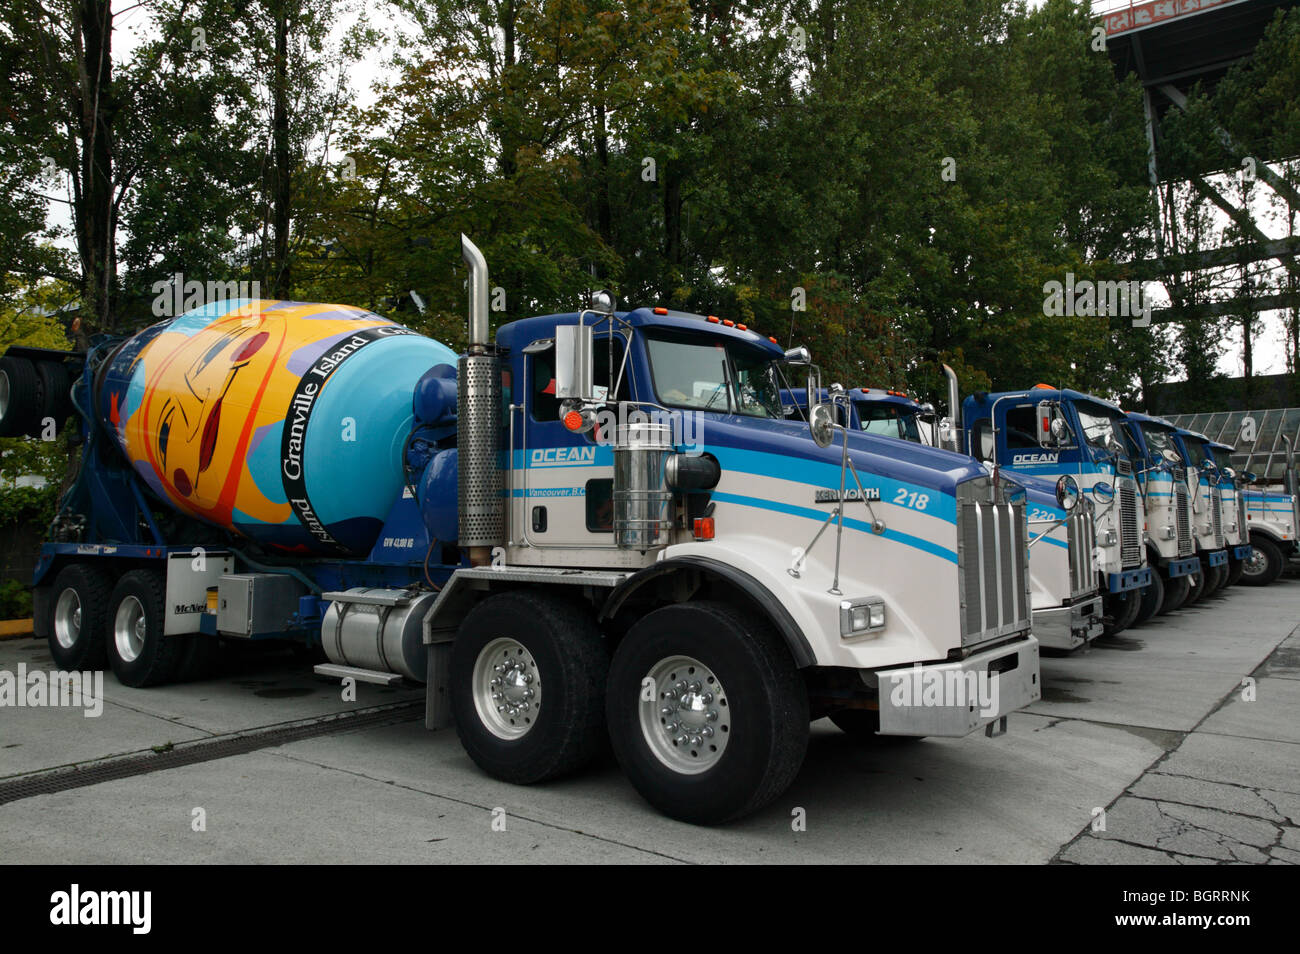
top-left (1207, 439), bottom-right (1255, 586)
top-left (1120, 411), bottom-right (1201, 612)
top-left (1171, 428), bottom-right (1233, 598)
top-left (961, 388), bottom-right (1153, 635)
top-left (782, 386), bottom-right (1103, 651)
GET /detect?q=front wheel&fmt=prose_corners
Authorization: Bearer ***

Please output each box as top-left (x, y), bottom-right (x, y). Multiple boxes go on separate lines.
top-left (1225, 559), bottom-right (1245, 587)
top-left (1204, 562), bottom-right (1228, 596)
top-left (1131, 573), bottom-right (1164, 628)
top-left (449, 591), bottom-right (609, 785)
top-left (1241, 536), bottom-right (1283, 587)
top-left (1159, 574), bottom-right (1190, 614)
top-left (606, 601), bottom-right (808, 825)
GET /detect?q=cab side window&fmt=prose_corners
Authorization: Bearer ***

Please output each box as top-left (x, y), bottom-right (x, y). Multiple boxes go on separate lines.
top-left (1004, 405), bottom-right (1039, 449)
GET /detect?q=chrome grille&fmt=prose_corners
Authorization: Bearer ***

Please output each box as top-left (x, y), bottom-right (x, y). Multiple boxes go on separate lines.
top-left (1065, 509), bottom-right (1096, 597)
top-left (1211, 489), bottom-right (1224, 549)
top-left (957, 481), bottom-right (1031, 647)
top-left (1175, 486), bottom-right (1193, 556)
top-left (1119, 480), bottom-right (1141, 567)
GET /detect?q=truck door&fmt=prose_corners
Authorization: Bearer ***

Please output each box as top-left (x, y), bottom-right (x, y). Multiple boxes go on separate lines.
top-left (513, 334), bottom-right (627, 548)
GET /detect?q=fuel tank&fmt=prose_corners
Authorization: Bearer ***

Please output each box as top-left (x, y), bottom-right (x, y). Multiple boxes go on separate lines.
top-left (97, 299), bottom-right (457, 555)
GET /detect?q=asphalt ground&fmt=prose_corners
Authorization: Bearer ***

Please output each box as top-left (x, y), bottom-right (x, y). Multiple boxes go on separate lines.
top-left (1, 575), bottom-right (1297, 864)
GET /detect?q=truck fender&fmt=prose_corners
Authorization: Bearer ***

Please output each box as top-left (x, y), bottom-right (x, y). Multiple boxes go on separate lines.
top-left (598, 556), bottom-right (816, 669)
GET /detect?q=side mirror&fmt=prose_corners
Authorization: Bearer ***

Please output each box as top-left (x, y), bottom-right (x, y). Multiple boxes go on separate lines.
top-left (1161, 448), bottom-right (1181, 465)
top-left (809, 403), bottom-right (836, 448)
top-left (1245, 471), bottom-right (1258, 482)
top-left (1222, 466), bottom-right (1237, 480)
top-left (784, 346), bottom-right (811, 366)
top-left (1202, 459), bottom-right (1220, 484)
top-left (555, 324), bottom-right (594, 401)
top-left (1055, 474), bottom-right (1080, 511)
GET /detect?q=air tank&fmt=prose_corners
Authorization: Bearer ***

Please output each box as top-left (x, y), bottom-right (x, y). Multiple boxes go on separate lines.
top-left (97, 299), bottom-right (457, 555)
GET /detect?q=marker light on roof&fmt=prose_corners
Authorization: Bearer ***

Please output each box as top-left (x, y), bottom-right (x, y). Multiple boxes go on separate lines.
top-left (722, 319), bottom-right (735, 327)
top-left (653, 307), bottom-right (668, 315)
top-left (737, 323), bottom-right (747, 331)
top-left (706, 315), bottom-right (719, 323)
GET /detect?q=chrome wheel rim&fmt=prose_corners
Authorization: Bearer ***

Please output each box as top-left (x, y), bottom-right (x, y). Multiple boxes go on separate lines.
top-left (642, 655), bottom-right (730, 774)
top-left (472, 637), bottom-right (541, 740)
top-left (53, 587), bottom-right (81, 650)
top-left (1243, 548), bottom-right (1267, 576)
top-left (114, 595), bottom-right (146, 663)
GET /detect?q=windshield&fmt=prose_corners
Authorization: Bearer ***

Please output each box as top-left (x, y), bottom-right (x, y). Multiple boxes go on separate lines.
top-left (646, 331), bottom-right (783, 418)
top-left (1138, 422), bottom-right (1178, 464)
top-left (853, 401), bottom-right (921, 442)
top-left (1075, 403), bottom-right (1127, 460)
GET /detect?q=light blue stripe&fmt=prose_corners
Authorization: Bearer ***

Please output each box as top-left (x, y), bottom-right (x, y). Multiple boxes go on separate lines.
top-left (710, 491), bottom-right (958, 564)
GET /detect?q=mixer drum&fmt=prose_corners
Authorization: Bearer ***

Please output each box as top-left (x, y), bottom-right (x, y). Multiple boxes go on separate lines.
top-left (98, 299), bottom-right (457, 555)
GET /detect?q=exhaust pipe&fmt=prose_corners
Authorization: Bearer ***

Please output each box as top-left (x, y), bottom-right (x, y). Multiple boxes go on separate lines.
top-left (457, 234), bottom-right (503, 564)
top-left (942, 363), bottom-right (962, 454)
top-left (461, 234), bottom-right (490, 351)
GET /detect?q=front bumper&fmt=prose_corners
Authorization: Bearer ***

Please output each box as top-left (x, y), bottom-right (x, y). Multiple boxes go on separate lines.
top-left (1230, 544), bottom-right (1253, 561)
top-left (1203, 549), bottom-right (1228, 568)
top-left (1107, 566), bottom-right (1151, 593)
top-left (875, 636), bottom-right (1040, 737)
top-left (1032, 597), bottom-right (1103, 651)
top-left (1164, 556), bottom-right (1200, 578)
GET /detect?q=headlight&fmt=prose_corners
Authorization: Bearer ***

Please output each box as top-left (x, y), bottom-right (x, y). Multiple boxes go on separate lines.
top-left (840, 598), bottom-right (886, 639)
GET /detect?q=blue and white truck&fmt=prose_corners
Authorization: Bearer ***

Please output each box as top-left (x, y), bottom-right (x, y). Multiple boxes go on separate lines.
top-left (958, 386), bottom-right (1153, 636)
top-left (1170, 427), bottom-right (1234, 600)
top-left (2, 236), bottom-right (1041, 824)
top-left (1118, 411), bottom-right (1202, 615)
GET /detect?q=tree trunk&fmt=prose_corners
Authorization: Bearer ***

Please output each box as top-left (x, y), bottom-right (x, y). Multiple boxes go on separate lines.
top-left (75, 0), bottom-right (116, 331)
top-left (271, 2), bottom-right (292, 297)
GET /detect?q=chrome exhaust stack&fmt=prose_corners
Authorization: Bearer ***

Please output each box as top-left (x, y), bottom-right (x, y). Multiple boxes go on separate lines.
top-left (457, 234), bottom-right (503, 565)
top-left (942, 363), bottom-right (963, 454)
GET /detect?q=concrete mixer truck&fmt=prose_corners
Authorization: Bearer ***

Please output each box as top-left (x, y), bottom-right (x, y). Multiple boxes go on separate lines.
top-left (6, 236), bottom-right (1040, 824)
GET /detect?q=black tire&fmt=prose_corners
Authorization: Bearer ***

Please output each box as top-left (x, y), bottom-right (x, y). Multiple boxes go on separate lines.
top-left (1184, 567), bottom-right (1206, 605)
top-left (106, 570), bottom-right (180, 687)
top-left (1203, 562), bottom-right (1227, 597)
top-left (1131, 573), bottom-right (1164, 627)
top-left (450, 590), bottom-right (609, 785)
top-left (35, 360), bottom-right (72, 432)
top-left (1241, 536), bottom-right (1283, 587)
top-left (1103, 589), bottom-right (1140, 636)
top-left (1225, 559), bottom-right (1245, 587)
top-left (606, 601), bottom-right (809, 825)
top-left (0, 355), bottom-right (43, 437)
top-left (829, 708), bottom-right (924, 743)
top-left (45, 563), bottom-right (112, 671)
top-left (1159, 574), bottom-right (1190, 615)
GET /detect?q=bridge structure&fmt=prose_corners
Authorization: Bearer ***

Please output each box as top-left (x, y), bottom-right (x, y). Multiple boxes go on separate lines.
top-left (1099, 0), bottom-right (1300, 328)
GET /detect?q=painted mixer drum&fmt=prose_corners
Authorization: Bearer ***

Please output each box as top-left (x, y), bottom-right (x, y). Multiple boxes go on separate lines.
top-left (97, 300), bottom-right (457, 555)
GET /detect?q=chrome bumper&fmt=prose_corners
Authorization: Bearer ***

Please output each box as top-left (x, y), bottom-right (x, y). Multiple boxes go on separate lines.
top-left (875, 636), bottom-right (1040, 737)
top-left (1032, 597), bottom-right (1103, 651)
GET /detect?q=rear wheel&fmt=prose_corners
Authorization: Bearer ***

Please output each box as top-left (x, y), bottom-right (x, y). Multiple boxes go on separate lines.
top-left (450, 591), bottom-right (609, 785)
top-left (607, 601), bottom-right (808, 825)
top-left (1131, 573), bottom-right (1164, 627)
top-left (0, 355), bottom-right (42, 437)
top-left (1241, 536), bottom-right (1283, 587)
top-left (106, 570), bottom-right (179, 687)
top-left (1159, 574), bottom-right (1190, 614)
top-left (35, 360), bottom-right (72, 431)
top-left (46, 563), bottom-right (112, 671)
